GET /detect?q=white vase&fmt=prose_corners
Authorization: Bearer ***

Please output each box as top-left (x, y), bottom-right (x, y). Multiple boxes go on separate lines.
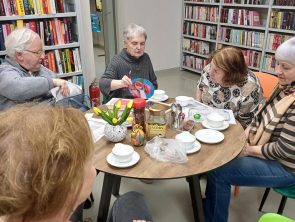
top-left (104, 124), bottom-right (128, 142)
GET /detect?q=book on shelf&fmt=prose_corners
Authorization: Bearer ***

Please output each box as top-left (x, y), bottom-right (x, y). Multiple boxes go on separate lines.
top-left (54, 49), bottom-right (63, 73)
top-left (0, 25), bottom-right (5, 51)
top-left (16, 0), bottom-right (25, 16)
top-left (267, 33), bottom-right (292, 51)
top-left (0, 0), bottom-right (5, 16)
top-left (252, 11), bottom-right (260, 26)
top-left (28, 0), bottom-right (36, 14)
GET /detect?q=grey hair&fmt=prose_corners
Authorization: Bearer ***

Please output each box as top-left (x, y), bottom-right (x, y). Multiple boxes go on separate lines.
top-left (275, 37), bottom-right (295, 66)
top-left (5, 28), bottom-right (40, 60)
top-left (123, 23), bottom-right (147, 42)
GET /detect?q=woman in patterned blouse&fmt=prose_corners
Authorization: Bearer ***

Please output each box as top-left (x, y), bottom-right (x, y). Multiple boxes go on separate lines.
top-left (204, 38), bottom-right (295, 222)
top-left (195, 47), bottom-right (264, 128)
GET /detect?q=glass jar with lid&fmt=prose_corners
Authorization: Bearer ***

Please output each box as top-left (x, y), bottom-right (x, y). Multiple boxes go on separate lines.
top-left (147, 104), bottom-right (167, 139)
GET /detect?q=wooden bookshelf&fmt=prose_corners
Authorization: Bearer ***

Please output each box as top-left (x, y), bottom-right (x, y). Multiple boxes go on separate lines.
top-left (181, 0), bottom-right (295, 75)
top-left (0, 0), bottom-right (95, 90)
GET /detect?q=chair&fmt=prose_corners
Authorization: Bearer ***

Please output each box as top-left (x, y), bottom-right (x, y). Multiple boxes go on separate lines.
top-left (259, 185), bottom-right (295, 214)
top-left (258, 213), bottom-right (294, 222)
top-left (255, 72), bottom-right (278, 100)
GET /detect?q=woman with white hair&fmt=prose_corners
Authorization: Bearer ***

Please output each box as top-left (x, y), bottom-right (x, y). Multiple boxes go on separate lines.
top-left (204, 37), bottom-right (295, 222)
top-left (0, 28), bottom-right (69, 111)
top-left (99, 23), bottom-right (158, 101)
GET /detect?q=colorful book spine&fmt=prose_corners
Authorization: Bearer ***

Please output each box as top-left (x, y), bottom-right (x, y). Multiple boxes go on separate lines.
top-left (23, 0), bottom-right (30, 15)
top-left (15, 0), bottom-right (25, 16)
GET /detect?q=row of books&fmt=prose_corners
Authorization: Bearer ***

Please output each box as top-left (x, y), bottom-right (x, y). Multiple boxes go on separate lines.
top-left (273, 0), bottom-right (295, 5)
top-left (183, 21), bottom-right (217, 40)
top-left (66, 75), bottom-right (83, 88)
top-left (42, 48), bottom-right (81, 74)
top-left (269, 11), bottom-right (295, 30)
top-left (0, 17), bottom-right (73, 51)
top-left (266, 33), bottom-right (292, 51)
top-left (0, 0), bottom-right (67, 16)
top-left (219, 27), bottom-right (265, 48)
top-left (182, 38), bottom-right (212, 55)
top-left (183, 54), bottom-right (209, 71)
top-left (262, 54), bottom-right (276, 71)
top-left (221, 8), bottom-right (261, 26)
top-left (241, 49), bottom-right (261, 68)
top-left (184, 5), bottom-right (219, 22)
top-left (223, 0), bottom-right (264, 4)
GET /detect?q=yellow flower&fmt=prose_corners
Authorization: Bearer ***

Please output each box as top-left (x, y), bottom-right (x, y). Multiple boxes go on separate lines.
top-left (127, 100), bottom-right (133, 109)
top-left (112, 118), bottom-right (118, 124)
top-left (115, 100), bottom-right (122, 109)
top-left (126, 117), bottom-right (133, 123)
top-left (93, 107), bottom-right (101, 115)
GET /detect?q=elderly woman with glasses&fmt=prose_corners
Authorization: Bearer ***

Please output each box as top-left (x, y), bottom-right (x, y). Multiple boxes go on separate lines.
top-left (99, 23), bottom-right (158, 101)
top-left (195, 47), bottom-right (264, 128)
top-left (0, 28), bottom-right (69, 111)
top-left (204, 38), bottom-right (295, 222)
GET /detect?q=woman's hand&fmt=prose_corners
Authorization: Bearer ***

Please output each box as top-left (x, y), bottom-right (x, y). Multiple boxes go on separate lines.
top-left (53, 79), bottom-right (70, 96)
top-left (110, 75), bottom-right (132, 91)
top-left (195, 88), bottom-right (202, 102)
top-left (133, 220), bottom-right (148, 222)
top-left (121, 75), bottom-right (132, 88)
top-left (244, 126), bottom-right (250, 140)
top-left (238, 144), bottom-right (265, 159)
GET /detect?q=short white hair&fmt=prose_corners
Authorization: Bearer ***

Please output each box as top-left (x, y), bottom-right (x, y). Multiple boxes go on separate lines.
top-left (123, 23), bottom-right (147, 43)
top-left (5, 28), bottom-right (40, 60)
top-left (275, 37), bottom-right (295, 66)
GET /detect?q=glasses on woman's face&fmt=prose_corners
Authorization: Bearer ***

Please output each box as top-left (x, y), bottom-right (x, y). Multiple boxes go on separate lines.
top-left (24, 49), bottom-right (45, 57)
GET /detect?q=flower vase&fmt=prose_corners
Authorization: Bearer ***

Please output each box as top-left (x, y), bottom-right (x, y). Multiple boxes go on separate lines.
top-left (104, 124), bottom-right (127, 142)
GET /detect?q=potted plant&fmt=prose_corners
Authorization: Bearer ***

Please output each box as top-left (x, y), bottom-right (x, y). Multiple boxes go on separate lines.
top-left (93, 100), bottom-right (133, 142)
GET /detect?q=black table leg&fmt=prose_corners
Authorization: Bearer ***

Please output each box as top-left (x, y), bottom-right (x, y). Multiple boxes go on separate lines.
top-left (186, 176), bottom-right (205, 222)
top-left (97, 173), bottom-right (116, 222)
top-left (112, 175), bottom-right (121, 197)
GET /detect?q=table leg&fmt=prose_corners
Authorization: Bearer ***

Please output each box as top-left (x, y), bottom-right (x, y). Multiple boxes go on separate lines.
top-left (97, 173), bottom-right (115, 222)
top-left (186, 176), bottom-right (205, 222)
top-left (112, 176), bottom-right (121, 197)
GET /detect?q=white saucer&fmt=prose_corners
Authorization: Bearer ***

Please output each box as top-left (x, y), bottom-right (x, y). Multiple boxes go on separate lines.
top-left (202, 119), bottom-right (229, 131)
top-left (150, 94), bottom-right (169, 102)
top-left (195, 129), bottom-right (224, 144)
top-left (106, 151), bottom-right (140, 168)
top-left (186, 141), bottom-right (201, 154)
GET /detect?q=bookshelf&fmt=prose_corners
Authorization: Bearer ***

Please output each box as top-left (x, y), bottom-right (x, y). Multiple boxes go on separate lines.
top-left (181, 0), bottom-right (295, 75)
top-left (0, 0), bottom-right (95, 91)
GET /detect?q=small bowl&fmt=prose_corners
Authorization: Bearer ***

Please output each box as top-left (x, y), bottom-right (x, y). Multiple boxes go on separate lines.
top-left (206, 112), bottom-right (225, 128)
top-left (112, 143), bottom-right (134, 163)
top-left (153, 89), bottom-right (166, 100)
top-left (175, 131), bottom-right (195, 151)
top-left (175, 96), bottom-right (193, 107)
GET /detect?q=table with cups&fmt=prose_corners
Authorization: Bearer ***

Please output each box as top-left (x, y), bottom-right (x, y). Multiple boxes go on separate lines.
top-left (92, 98), bottom-right (246, 222)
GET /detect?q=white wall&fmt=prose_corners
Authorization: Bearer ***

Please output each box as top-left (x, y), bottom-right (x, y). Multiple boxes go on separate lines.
top-left (115, 0), bottom-right (182, 71)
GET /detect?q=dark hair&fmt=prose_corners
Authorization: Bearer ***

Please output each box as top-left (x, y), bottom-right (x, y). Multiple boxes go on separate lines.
top-left (210, 47), bottom-right (248, 85)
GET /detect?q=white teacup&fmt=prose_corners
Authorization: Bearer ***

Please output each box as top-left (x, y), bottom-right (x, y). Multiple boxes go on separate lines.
top-left (175, 131), bottom-right (195, 151)
top-left (206, 112), bottom-right (225, 128)
top-left (175, 96), bottom-right (194, 107)
top-left (153, 89), bottom-right (166, 100)
top-left (112, 143), bottom-right (134, 163)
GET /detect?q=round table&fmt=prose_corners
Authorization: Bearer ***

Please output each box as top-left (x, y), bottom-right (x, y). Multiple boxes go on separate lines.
top-left (93, 121), bottom-right (246, 222)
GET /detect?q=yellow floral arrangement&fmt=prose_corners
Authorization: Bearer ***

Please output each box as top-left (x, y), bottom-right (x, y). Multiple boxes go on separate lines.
top-left (93, 99), bottom-right (133, 125)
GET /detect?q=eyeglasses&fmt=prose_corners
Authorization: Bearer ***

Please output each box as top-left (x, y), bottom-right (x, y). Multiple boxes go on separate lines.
top-left (24, 49), bottom-right (45, 56)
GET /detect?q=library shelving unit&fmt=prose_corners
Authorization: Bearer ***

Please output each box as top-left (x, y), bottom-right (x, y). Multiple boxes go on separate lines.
top-left (181, 0), bottom-right (295, 75)
top-left (0, 0), bottom-right (95, 91)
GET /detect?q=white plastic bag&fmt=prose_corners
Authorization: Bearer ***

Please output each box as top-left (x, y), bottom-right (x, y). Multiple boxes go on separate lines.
top-left (144, 136), bottom-right (188, 164)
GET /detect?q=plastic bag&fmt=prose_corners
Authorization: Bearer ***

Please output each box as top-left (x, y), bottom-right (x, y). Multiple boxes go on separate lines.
top-left (144, 136), bottom-right (188, 164)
